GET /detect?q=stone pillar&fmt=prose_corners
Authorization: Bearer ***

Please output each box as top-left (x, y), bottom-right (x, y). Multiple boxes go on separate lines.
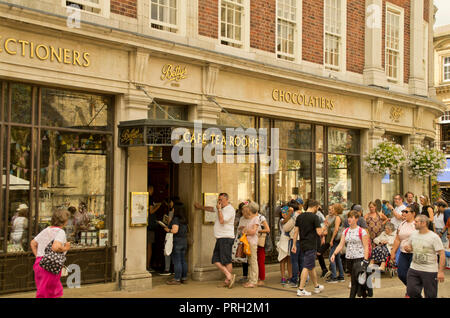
top-left (428, 2), bottom-right (437, 98)
top-left (363, 127), bottom-right (386, 209)
top-left (409, 0), bottom-right (427, 96)
top-left (198, 64), bottom-right (221, 124)
top-left (404, 133), bottom-right (426, 199)
top-left (120, 146), bottom-right (152, 291)
top-left (363, 0), bottom-right (387, 87)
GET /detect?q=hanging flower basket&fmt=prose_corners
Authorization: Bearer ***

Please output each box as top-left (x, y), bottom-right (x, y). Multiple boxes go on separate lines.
top-left (407, 146), bottom-right (446, 180)
top-left (364, 141), bottom-right (406, 175)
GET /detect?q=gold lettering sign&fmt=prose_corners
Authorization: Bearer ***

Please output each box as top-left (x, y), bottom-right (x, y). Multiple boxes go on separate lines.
top-left (0, 36), bottom-right (90, 67)
top-left (272, 88), bottom-right (335, 110)
top-left (161, 64), bottom-right (187, 82)
top-left (182, 131), bottom-right (259, 148)
top-left (120, 128), bottom-right (144, 145)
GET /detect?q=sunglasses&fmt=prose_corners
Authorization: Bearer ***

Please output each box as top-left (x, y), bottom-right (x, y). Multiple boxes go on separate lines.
top-left (401, 210), bottom-right (411, 213)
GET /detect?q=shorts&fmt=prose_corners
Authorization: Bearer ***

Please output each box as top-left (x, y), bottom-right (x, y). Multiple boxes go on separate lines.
top-left (211, 238), bottom-right (234, 265)
top-left (300, 249), bottom-right (316, 270)
top-left (147, 230), bottom-right (155, 244)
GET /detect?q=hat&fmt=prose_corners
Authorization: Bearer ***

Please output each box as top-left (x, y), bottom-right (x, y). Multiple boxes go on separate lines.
top-left (353, 205), bottom-right (362, 212)
top-left (296, 198), bottom-right (304, 205)
top-left (16, 203), bottom-right (28, 211)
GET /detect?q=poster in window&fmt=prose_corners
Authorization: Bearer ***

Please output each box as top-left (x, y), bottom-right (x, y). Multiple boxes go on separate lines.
top-left (99, 229), bottom-right (109, 247)
top-left (130, 192), bottom-right (149, 227)
top-left (203, 193), bottom-right (219, 225)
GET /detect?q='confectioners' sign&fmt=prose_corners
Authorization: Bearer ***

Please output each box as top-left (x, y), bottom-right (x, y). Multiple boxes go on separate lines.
top-left (0, 36), bottom-right (90, 67)
top-left (272, 88), bottom-right (335, 110)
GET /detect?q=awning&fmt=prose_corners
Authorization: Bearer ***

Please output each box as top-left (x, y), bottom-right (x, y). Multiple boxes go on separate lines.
top-left (1, 174), bottom-right (30, 190)
top-left (437, 158), bottom-right (450, 184)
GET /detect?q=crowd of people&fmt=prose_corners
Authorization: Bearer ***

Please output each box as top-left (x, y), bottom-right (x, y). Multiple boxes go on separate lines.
top-left (195, 191), bottom-right (449, 298)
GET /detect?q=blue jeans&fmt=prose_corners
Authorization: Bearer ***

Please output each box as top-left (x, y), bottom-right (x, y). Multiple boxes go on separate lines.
top-left (171, 240), bottom-right (188, 281)
top-left (397, 252), bottom-right (413, 286)
top-left (329, 243), bottom-right (344, 279)
top-left (288, 239), bottom-right (302, 283)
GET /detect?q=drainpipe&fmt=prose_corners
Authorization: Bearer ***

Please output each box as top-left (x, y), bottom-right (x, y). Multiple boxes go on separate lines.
top-left (118, 148), bottom-right (128, 290)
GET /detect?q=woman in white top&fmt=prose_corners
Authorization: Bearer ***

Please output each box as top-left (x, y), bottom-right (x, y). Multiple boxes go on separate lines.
top-left (30, 208), bottom-right (71, 298)
top-left (434, 207), bottom-right (447, 244)
top-left (11, 208), bottom-right (29, 246)
top-left (330, 210), bottom-right (370, 298)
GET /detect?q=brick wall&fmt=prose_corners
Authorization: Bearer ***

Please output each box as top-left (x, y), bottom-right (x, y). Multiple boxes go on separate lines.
top-left (111, 0), bottom-right (137, 18)
top-left (382, 0), bottom-right (410, 84)
top-left (346, 0), bottom-right (365, 74)
top-left (302, 0), bottom-right (324, 65)
top-left (250, 0), bottom-right (276, 53)
top-left (199, 0), bottom-right (218, 39)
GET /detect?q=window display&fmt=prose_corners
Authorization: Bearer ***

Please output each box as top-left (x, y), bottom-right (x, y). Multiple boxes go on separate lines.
top-left (0, 81), bottom-right (113, 254)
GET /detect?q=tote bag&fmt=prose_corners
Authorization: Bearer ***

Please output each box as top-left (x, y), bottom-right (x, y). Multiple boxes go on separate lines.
top-left (164, 233), bottom-right (173, 256)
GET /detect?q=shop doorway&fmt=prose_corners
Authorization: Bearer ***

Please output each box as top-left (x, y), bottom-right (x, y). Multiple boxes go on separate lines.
top-left (147, 154), bottom-right (179, 273)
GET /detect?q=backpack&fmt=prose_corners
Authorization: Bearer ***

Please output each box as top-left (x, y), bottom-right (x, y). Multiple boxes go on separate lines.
top-left (344, 226), bottom-right (372, 258)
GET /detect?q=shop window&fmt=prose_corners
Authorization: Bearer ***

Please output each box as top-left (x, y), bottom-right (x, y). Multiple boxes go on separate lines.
top-left (38, 130), bottom-right (111, 248)
top-left (217, 157), bottom-right (256, 206)
top-left (327, 154), bottom-right (359, 210)
top-left (316, 153), bottom-right (325, 206)
top-left (274, 150), bottom-right (312, 204)
top-left (275, 121), bottom-right (312, 150)
top-left (10, 83), bottom-right (32, 125)
top-left (6, 127), bottom-right (32, 253)
top-left (148, 103), bottom-right (188, 121)
top-left (150, 0), bottom-right (178, 33)
top-left (328, 127), bottom-right (359, 154)
top-left (276, 0), bottom-right (297, 61)
top-left (220, 0), bottom-right (244, 48)
top-left (41, 88), bottom-right (112, 130)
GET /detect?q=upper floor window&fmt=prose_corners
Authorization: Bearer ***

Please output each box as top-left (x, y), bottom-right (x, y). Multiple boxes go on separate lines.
top-left (151, 0), bottom-right (178, 32)
top-left (385, 6), bottom-right (403, 82)
top-left (64, 0), bottom-right (109, 17)
top-left (276, 0), bottom-right (297, 61)
top-left (220, 0), bottom-right (244, 48)
top-left (324, 0), bottom-right (342, 70)
top-left (444, 57), bottom-right (450, 82)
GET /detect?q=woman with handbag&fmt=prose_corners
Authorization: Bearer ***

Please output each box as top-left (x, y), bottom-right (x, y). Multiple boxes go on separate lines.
top-left (242, 201), bottom-right (260, 288)
top-left (163, 202), bottom-right (189, 285)
top-left (30, 208), bottom-right (71, 298)
top-left (256, 209), bottom-right (270, 286)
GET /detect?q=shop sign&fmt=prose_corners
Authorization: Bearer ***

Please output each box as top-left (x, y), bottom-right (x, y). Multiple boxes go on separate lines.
top-left (160, 63), bottom-right (187, 82)
top-left (272, 88), bottom-right (335, 110)
top-left (119, 127), bottom-right (145, 147)
top-left (0, 36), bottom-right (90, 67)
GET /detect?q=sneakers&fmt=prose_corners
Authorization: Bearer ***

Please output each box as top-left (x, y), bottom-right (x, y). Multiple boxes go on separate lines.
top-left (325, 277), bottom-right (338, 283)
top-left (280, 278), bottom-right (287, 285)
top-left (166, 279), bottom-right (181, 285)
top-left (297, 289), bottom-right (312, 297)
top-left (287, 281), bottom-right (297, 288)
top-left (160, 271), bottom-right (171, 276)
top-left (314, 284), bottom-right (324, 294)
top-left (337, 277), bottom-right (345, 282)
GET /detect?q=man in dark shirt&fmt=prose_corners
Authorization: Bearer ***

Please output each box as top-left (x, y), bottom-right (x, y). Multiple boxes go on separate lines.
top-left (291, 199), bottom-right (325, 296)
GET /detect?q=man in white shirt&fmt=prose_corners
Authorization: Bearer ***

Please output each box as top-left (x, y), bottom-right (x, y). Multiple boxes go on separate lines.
top-left (404, 215), bottom-right (445, 298)
top-left (387, 194), bottom-right (406, 230)
top-left (194, 193), bottom-right (236, 288)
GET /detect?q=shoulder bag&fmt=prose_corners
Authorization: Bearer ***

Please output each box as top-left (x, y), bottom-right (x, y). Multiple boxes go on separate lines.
top-left (39, 240), bottom-right (66, 275)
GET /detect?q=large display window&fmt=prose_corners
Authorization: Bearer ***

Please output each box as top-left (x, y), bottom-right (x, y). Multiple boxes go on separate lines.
top-left (0, 81), bottom-right (113, 254)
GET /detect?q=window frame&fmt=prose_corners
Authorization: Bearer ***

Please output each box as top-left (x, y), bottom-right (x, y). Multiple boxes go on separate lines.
top-left (323, 0), bottom-right (346, 71)
top-left (219, 0), bottom-right (246, 48)
top-left (62, 0), bottom-right (110, 18)
top-left (150, 0), bottom-right (179, 33)
top-left (276, 0), bottom-right (300, 62)
top-left (385, 3), bottom-right (404, 83)
top-left (443, 56), bottom-right (450, 83)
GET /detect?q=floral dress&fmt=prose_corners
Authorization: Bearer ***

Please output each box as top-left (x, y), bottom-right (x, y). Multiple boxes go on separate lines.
top-left (366, 213), bottom-right (383, 246)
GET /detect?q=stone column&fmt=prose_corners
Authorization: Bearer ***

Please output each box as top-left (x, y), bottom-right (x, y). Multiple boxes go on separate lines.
top-left (363, 0), bottom-right (387, 87)
top-left (428, 1), bottom-right (437, 97)
top-left (363, 126), bottom-right (386, 208)
top-left (197, 64), bottom-right (221, 124)
top-left (409, 0), bottom-right (427, 96)
top-left (404, 133), bottom-right (426, 199)
top-left (120, 146), bottom-right (152, 291)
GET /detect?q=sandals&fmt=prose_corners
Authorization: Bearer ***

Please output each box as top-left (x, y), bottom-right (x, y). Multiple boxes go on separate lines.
top-left (243, 282), bottom-right (257, 288)
top-left (228, 274), bottom-right (236, 289)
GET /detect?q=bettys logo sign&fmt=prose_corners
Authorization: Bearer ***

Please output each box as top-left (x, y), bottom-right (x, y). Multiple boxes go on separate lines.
top-left (161, 64), bottom-right (187, 82)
